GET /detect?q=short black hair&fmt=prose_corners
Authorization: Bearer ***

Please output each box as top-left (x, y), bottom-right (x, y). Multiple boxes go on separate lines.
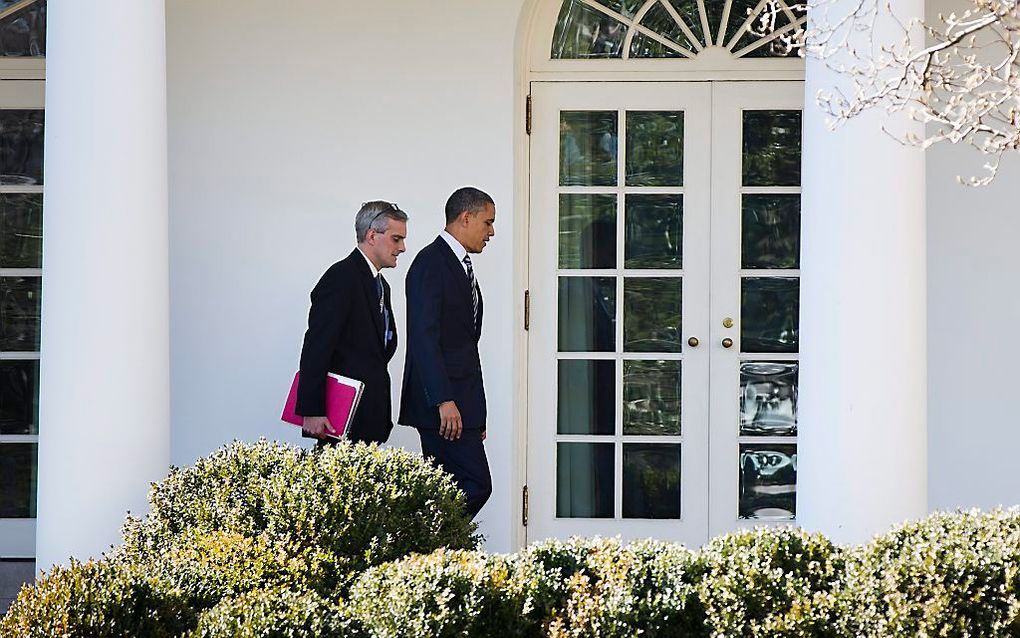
top-left (445, 187), bottom-right (494, 225)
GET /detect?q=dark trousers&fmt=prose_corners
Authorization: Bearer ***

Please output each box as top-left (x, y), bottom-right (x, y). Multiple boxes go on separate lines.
top-left (418, 428), bottom-right (492, 518)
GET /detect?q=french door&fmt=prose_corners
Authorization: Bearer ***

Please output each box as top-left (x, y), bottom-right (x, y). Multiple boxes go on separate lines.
top-left (526, 81), bottom-right (803, 545)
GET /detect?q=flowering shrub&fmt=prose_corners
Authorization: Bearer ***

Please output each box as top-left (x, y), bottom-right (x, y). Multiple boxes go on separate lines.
top-left (0, 558), bottom-right (195, 637)
top-left (698, 527), bottom-right (847, 638)
top-left (190, 587), bottom-right (367, 638)
top-left (847, 508), bottom-right (1020, 637)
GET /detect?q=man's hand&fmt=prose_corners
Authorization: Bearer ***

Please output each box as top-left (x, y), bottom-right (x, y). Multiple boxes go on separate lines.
top-left (302, 415), bottom-right (338, 440)
top-left (438, 401), bottom-right (463, 441)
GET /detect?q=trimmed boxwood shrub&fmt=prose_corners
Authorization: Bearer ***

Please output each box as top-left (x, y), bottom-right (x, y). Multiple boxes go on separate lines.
top-left (698, 527), bottom-right (847, 638)
top-left (190, 587), bottom-right (367, 638)
top-left (123, 439), bottom-right (479, 594)
top-left (348, 548), bottom-right (535, 638)
top-left (847, 508), bottom-right (1020, 637)
top-left (0, 557), bottom-right (196, 637)
top-left (534, 538), bottom-right (705, 638)
top-left (118, 528), bottom-right (318, 609)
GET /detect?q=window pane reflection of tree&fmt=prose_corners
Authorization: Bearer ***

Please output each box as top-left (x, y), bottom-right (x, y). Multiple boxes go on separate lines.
top-left (623, 444), bottom-right (681, 519)
top-left (624, 359), bottom-right (681, 435)
top-left (740, 362), bottom-right (797, 436)
top-left (742, 194), bottom-right (800, 269)
top-left (0, 110), bottom-right (44, 185)
top-left (0, 0), bottom-right (45, 57)
top-left (741, 277), bottom-right (798, 353)
top-left (626, 111), bottom-right (684, 187)
top-left (742, 110), bottom-right (801, 187)
top-left (560, 111), bottom-right (619, 187)
top-left (0, 276), bottom-right (41, 351)
top-left (625, 277), bottom-right (682, 353)
top-left (739, 443), bottom-right (796, 519)
top-left (625, 194), bottom-right (683, 269)
top-left (0, 193), bottom-right (43, 269)
top-left (552, 0), bottom-right (627, 59)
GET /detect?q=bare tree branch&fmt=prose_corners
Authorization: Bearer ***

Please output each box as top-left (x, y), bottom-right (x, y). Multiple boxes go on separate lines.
top-left (754, 0), bottom-right (1020, 184)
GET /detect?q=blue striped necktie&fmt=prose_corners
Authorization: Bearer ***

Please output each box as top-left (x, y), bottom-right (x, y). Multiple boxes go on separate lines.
top-left (376, 274), bottom-right (390, 347)
top-left (463, 256), bottom-right (478, 324)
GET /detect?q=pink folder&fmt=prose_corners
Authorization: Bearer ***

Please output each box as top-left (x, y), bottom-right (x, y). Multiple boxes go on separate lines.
top-left (281, 371), bottom-right (364, 440)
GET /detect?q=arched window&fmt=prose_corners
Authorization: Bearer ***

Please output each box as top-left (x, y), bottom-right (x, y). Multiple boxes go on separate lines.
top-left (551, 0), bottom-right (804, 60)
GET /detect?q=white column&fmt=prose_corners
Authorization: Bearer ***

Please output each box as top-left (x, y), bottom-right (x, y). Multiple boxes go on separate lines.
top-left (36, 1), bottom-right (169, 569)
top-left (797, 0), bottom-right (927, 544)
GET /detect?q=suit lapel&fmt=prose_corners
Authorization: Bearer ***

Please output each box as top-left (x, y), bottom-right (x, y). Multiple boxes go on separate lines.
top-left (434, 237), bottom-right (472, 298)
top-left (351, 249), bottom-right (386, 348)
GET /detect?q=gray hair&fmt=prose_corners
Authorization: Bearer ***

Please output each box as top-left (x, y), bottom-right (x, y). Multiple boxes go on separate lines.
top-left (355, 200), bottom-right (408, 243)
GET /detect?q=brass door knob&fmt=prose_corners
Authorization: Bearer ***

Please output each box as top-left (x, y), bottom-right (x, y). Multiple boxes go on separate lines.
top-left (688, 336), bottom-right (700, 348)
top-left (722, 338), bottom-right (734, 349)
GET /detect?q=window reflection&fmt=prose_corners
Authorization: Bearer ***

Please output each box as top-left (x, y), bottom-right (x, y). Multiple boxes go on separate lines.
top-left (739, 444), bottom-right (796, 519)
top-left (740, 362), bottom-right (797, 436)
top-left (0, 0), bottom-right (45, 58)
top-left (552, 0), bottom-right (627, 59)
top-left (0, 442), bottom-right (37, 517)
top-left (558, 442), bottom-right (615, 518)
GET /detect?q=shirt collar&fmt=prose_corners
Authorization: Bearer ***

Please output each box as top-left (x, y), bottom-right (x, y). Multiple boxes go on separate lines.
top-left (356, 246), bottom-right (380, 279)
top-left (439, 229), bottom-right (468, 263)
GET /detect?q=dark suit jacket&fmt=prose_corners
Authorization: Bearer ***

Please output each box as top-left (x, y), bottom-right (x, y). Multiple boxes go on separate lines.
top-left (296, 249), bottom-right (397, 443)
top-left (399, 236), bottom-right (486, 431)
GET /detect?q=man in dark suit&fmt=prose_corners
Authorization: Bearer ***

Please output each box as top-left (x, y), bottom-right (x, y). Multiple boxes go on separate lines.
top-left (399, 187), bottom-right (495, 517)
top-left (296, 201), bottom-right (408, 444)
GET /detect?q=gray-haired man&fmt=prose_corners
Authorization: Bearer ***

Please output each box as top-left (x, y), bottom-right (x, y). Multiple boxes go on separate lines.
top-left (295, 201), bottom-right (408, 444)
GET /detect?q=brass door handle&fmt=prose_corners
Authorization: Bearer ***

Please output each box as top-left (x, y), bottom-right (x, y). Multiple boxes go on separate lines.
top-left (688, 336), bottom-right (700, 348)
top-left (722, 338), bottom-right (734, 349)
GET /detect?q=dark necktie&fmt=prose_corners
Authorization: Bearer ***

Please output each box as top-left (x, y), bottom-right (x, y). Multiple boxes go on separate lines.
top-left (376, 274), bottom-right (391, 347)
top-left (463, 255), bottom-right (478, 325)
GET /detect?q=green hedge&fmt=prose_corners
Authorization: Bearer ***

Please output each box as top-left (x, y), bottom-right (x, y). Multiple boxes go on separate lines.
top-left (515, 537), bottom-right (704, 637)
top-left (190, 587), bottom-right (367, 638)
top-left (0, 558), bottom-right (195, 638)
top-left (698, 527), bottom-right (846, 638)
top-left (348, 549), bottom-right (534, 638)
top-left (5, 439), bottom-right (1020, 638)
top-left (846, 509), bottom-right (1020, 637)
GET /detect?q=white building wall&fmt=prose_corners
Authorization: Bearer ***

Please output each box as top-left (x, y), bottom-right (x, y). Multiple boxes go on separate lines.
top-left (164, 0), bottom-right (1020, 554)
top-left (925, 0), bottom-right (1020, 513)
top-left (165, 0), bottom-right (527, 551)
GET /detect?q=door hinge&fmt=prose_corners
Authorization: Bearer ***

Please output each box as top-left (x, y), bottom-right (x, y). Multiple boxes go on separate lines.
top-left (524, 290), bottom-right (530, 331)
top-left (526, 94), bottom-right (533, 136)
top-left (522, 485), bottom-right (529, 526)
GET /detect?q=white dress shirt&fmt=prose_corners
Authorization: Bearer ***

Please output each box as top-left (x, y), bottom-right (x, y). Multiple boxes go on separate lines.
top-left (439, 230), bottom-right (469, 275)
top-left (357, 246), bottom-right (380, 280)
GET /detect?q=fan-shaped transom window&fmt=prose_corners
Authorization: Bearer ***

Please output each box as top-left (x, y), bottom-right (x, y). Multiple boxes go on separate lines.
top-left (551, 0), bottom-right (804, 60)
